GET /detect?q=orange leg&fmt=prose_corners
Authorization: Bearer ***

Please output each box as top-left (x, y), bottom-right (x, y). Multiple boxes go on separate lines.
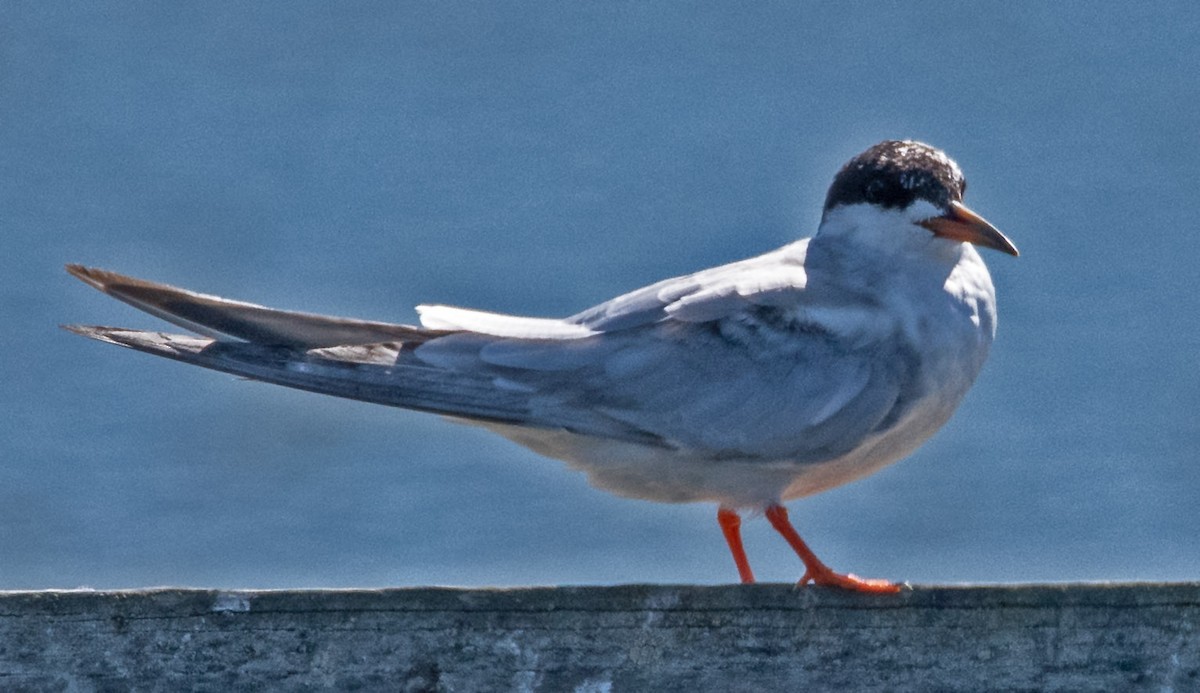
top-left (764, 504), bottom-right (901, 594)
top-left (717, 507), bottom-right (756, 584)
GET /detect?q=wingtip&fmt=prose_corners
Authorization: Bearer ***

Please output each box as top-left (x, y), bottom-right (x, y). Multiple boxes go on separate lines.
top-left (65, 263), bottom-right (112, 291)
top-left (61, 323), bottom-right (120, 344)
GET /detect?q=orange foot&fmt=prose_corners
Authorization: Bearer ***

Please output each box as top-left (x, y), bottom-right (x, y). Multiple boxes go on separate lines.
top-left (765, 504), bottom-right (902, 595)
top-left (800, 564), bottom-right (902, 594)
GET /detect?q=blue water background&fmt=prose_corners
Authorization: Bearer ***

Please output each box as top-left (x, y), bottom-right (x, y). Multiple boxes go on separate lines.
top-left (3, 2), bottom-right (1199, 588)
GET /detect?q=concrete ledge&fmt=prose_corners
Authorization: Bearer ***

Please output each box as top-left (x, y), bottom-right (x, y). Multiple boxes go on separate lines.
top-left (2, 583), bottom-right (1198, 691)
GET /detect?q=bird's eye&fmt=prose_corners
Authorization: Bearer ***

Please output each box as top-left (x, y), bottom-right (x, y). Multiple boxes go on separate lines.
top-left (864, 179), bottom-right (886, 203)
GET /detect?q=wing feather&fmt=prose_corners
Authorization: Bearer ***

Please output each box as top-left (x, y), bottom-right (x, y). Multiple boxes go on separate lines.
top-left (66, 244), bottom-right (912, 464)
top-left (65, 265), bottom-right (439, 348)
top-left (570, 240), bottom-right (809, 330)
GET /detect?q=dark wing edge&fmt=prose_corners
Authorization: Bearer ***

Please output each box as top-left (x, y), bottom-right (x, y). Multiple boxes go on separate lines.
top-left (65, 264), bottom-right (447, 349)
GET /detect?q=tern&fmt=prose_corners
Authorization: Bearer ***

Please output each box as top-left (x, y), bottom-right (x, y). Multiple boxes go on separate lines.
top-left (65, 140), bottom-right (1017, 593)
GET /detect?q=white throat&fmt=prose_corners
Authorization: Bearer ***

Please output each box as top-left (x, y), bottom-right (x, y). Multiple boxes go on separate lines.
top-left (816, 200), bottom-right (963, 264)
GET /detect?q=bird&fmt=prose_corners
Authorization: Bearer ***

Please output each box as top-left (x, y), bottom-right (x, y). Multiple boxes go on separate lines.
top-left (64, 140), bottom-right (1017, 593)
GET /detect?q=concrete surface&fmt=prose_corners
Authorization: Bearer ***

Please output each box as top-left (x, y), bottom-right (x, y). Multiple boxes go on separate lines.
top-left (1, 583), bottom-right (1198, 691)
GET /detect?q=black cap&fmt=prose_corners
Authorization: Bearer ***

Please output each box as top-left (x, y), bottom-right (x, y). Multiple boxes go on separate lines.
top-left (823, 141), bottom-right (966, 216)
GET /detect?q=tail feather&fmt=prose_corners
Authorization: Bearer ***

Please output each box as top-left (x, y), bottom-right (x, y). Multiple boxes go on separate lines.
top-left (65, 264), bottom-right (444, 349)
top-left (62, 325), bottom-right (536, 425)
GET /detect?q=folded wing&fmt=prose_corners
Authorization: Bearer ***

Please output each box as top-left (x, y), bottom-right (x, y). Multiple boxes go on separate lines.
top-left (65, 249), bottom-right (911, 463)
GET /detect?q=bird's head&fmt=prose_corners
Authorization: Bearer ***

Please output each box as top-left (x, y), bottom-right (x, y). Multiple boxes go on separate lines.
top-left (819, 140), bottom-right (1018, 257)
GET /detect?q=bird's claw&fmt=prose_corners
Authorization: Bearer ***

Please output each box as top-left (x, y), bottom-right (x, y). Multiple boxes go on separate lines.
top-left (798, 566), bottom-right (902, 594)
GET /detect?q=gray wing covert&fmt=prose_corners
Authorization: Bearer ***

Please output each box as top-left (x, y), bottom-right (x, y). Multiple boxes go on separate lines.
top-left (568, 240), bottom-right (810, 330)
top-left (435, 308), bottom-right (910, 463)
top-left (408, 237), bottom-right (909, 461)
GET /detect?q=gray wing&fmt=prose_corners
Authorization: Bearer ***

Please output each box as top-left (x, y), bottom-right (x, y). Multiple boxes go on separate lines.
top-left (65, 255), bottom-right (912, 461)
top-left (439, 312), bottom-right (911, 461)
top-left (63, 325), bottom-right (665, 446)
top-left (411, 237), bottom-right (912, 460)
top-left (63, 266), bottom-right (664, 445)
